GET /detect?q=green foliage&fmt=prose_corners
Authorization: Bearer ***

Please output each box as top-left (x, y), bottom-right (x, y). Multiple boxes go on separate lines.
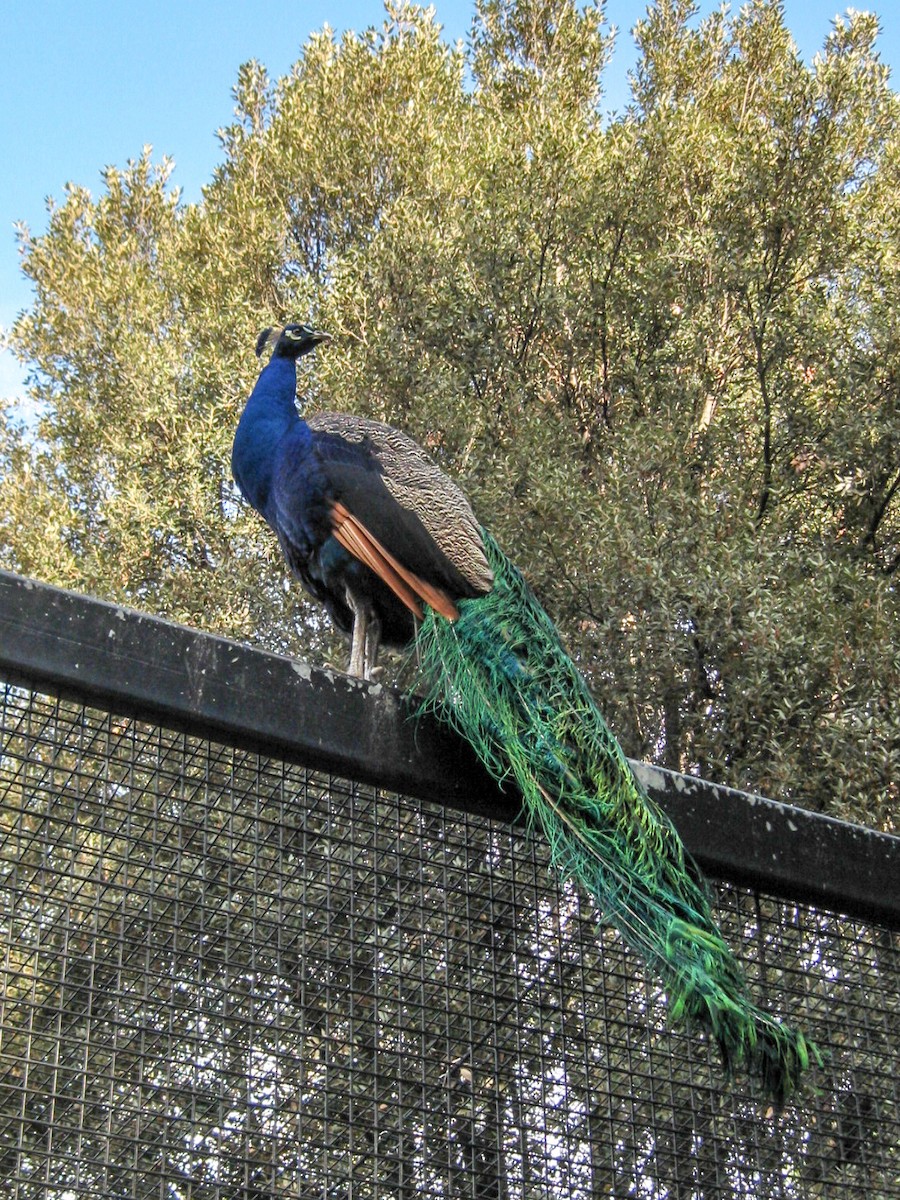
top-left (2, 0), bottom-right (898, 828)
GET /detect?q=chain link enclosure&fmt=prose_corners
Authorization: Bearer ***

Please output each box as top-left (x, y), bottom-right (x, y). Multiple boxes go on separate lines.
top-left (1, 573), bottom-right (898, 1198)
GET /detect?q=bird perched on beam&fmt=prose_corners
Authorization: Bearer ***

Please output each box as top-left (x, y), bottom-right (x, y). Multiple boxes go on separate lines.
top-left (232, 322), bottom-right (817, 1103)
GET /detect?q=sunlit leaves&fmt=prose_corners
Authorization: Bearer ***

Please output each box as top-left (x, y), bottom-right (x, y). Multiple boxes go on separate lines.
top-left (1, 0), bottom-right (898, 827)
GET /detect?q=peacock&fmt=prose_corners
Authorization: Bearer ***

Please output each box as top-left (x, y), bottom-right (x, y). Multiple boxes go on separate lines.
top-left (232, 322), bottom-right (817, 1103)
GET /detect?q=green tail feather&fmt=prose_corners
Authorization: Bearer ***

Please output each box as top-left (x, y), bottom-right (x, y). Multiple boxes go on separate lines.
top-left (415, 531), bottom-right (818, 1103)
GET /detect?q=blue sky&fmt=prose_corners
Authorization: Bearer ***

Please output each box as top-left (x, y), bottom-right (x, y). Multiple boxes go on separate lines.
top-left (1, 0), bottom-right (897, 399)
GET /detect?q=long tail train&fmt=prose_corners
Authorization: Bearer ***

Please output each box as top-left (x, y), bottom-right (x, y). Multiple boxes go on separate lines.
top-left (415, 530), bottom-right (818, 1104)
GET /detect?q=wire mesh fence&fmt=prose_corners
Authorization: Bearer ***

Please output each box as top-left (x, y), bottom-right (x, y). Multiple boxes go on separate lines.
top-left (1, 676), bottom-right (898, 1199)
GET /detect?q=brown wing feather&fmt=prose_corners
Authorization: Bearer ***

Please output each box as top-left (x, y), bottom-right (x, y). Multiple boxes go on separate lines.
top-left (309, 413), bottom-right (493, 596)
top-left (331, 501), bottom-right (460, 622)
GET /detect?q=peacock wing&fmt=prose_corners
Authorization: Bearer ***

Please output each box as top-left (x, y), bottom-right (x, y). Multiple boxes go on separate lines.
top-left (307, 413), bottom-right (493, 600)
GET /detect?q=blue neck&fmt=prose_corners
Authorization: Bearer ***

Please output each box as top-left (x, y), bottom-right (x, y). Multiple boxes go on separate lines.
top-left (232, 356), bottom-right (309, 518)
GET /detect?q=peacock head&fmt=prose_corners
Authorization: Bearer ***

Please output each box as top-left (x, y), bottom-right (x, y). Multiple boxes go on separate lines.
top-left (256, 323), bottom-right (331, 361)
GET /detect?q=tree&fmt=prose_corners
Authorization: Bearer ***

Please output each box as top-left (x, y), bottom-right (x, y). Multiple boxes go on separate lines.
top-left (2, 0), bottom-right (898, 828)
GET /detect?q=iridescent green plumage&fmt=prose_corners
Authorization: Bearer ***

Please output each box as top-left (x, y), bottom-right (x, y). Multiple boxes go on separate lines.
top-left (416, 530), bottom-right (817, 1104)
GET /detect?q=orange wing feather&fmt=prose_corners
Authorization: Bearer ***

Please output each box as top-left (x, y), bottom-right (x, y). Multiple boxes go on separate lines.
top-left (330, 500), bottom-right (459, 623)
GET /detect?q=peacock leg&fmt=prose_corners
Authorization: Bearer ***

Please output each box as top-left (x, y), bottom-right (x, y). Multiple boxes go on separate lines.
top-left (345, 588), bottom-right (376, 680)
top-left (362, 614), bottom-right (381, 681)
